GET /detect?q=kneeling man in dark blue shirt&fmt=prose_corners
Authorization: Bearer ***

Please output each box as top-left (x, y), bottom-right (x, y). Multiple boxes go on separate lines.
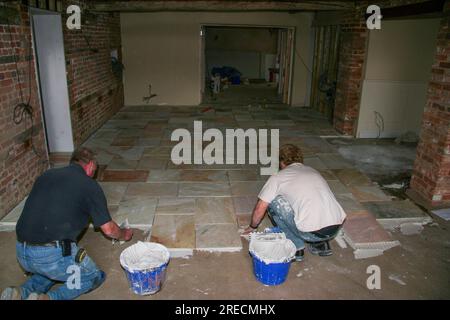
top-left (1, 147), bottom-right (133, 300)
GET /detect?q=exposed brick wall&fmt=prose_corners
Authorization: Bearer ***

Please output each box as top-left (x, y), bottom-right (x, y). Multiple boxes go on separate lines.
top-left (333, 1), bottom-right (369, 135)
top-left (0, 1), bottom-right (123, 218)
top-left (62, 0), bottom-right (124, 147)
top-left (410, 0), bottom-right (450, 208)
top-left (333, 0), bottom-right (439, 135)
top-left (0, 3), bottom-right (49, 219)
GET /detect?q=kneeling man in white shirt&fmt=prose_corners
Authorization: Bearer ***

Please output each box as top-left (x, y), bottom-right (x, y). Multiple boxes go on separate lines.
top-left (243, 144), bottom-right (347, 261)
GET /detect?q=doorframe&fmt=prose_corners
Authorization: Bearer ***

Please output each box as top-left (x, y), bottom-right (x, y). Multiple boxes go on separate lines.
top-left (199, 23), bottom-right (296, 105)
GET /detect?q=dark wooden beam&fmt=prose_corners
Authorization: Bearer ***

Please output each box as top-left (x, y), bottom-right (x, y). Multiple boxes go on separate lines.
top-left (89, 1), bottom-right (354, 12)
top-left (365, 0), bottom-right (446, 20)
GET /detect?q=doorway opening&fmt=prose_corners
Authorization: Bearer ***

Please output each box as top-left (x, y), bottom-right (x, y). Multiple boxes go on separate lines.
top-left (200, 25), bottom-right (295, 106)
top-left (30, 8), bottom-right (74, 155)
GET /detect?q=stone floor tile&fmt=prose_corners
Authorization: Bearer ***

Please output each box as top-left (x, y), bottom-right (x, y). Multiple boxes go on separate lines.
top-left (0, 197), bottom-right (26, 224)
top-left (107, 158), bottom-right (138, 170)
top-left (151, 215), bottom-right (195, 248)
top-left (317, 153), bottom-right (353, 169)
top-left (235, 213), bottom-right (252, 228)
top-left (303, 157), bottom-right (328, 170)
top-left (125, 183), bottom-right (178, 199)
top-left (110, 137), bottom-right (138, 147)
top-left (302, 137), bottom-right (336, 154)
top-left (155, 197), bottom-right (196, 215)
top-left (106, 146), bottom-right (145, 161)
top-left (350, 186), bottom-right (392, 202)
top-left (136, 138), bottom-right (161, 147)
top-left (147, 170), bottom-right (182, 182)
top-left (196, 224), bottom-right (242, 250)
top-left (114, 197), bottom-right (157, 226)
top-left (137, 157), bottom-right (168, 170)
top-left (100, 170), bottom-right (149, 182)
top-left (227, 170), bottom-right (261, 181)
top-left (362, 200), bottom-right (430, 220)
top-left (179, 170), bottom-right (228, 182)
top-left (195, 198), bottom-right (235, 224)
top-left (230, 181), bottom-right (265, 196)
top-left (99, 182), bottom-right (128, 206)
top-left (331, 169), bottom-right (373, 187)
top-left (178, 183), bottom-right (231, 197)
top-left (318, 170), bottom-right (339, 181)
top-left (142, 146), bottom-right (172, 158)
top-left (342, 211), bottom-right (393, 244)
top-left (232, 196), bottom-right (257, 214)
top-left (328, 180), bottom-right (352, 196)
top-left (335, 193), bottom-right (366, 214)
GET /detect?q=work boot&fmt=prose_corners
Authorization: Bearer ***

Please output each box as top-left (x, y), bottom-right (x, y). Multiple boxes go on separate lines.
top-left (308, 241), bottom-right (333, 257)
top-left (293, 249), bottom-right (305, 262)
top-left (26, 293), bottom-right (50, 300)
top-left (1, 287), bottom-right (22, 300)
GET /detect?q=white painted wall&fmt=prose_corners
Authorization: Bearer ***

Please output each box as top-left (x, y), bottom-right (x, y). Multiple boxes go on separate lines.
top-left (357, 19), bottom-right (440, 138)
top-left (121, 12), bottom-right (314, 106)
top-left (33, 14), bottom-right (74, 152)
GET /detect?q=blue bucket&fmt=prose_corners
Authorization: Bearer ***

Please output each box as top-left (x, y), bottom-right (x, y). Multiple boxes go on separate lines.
top-left (123, 262), bottom-right (169, 295)
top-left (120, 242), bottom-right (170, 295)
top-left (250, 253), bottom-right (291, 286)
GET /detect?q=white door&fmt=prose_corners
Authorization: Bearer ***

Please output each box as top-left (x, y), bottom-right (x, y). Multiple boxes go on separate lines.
top-left (32, 13), bottom-right (74, 153)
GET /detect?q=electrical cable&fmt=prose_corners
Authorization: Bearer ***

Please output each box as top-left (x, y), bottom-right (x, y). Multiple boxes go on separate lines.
top-left (374, 111), bottom-right (384, 139)
top-left (295, 47), bottom-right (313, 75)
top-left (6, 17), bottom-right (45, 161)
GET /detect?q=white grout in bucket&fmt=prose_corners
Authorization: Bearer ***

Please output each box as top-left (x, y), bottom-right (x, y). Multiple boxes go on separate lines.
top-left (120, 241), bottom-right (170, 272)
top-left (249, 232), bottom-right (296, 264)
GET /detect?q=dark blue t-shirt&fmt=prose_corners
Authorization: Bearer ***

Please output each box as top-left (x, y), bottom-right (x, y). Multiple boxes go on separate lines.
top-left (16, 163), bottom-right (112, 242)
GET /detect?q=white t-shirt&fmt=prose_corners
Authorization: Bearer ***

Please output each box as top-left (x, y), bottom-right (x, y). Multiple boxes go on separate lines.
top-left (258, 163), bottom-right (347, 232)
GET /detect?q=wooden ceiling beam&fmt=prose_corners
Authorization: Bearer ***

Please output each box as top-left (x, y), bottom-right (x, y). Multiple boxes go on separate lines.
top-left (88, 1), bottom-right (354, 13)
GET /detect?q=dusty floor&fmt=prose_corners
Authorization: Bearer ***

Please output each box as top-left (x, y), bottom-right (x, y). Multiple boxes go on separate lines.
top-left (0, 219), bottom-right (449, 299)
top-left (326, 137), bottom-right (418, 199)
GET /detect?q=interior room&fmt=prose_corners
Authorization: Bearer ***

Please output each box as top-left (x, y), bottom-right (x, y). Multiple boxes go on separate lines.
top-left (0, 0), bottom-right (449, 301)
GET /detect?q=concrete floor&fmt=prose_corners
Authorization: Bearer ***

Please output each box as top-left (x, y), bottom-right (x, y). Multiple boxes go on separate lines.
top-left (0, 219), bottom-right (449, 299)
top-left (327, 137), bottom-right (417, 199)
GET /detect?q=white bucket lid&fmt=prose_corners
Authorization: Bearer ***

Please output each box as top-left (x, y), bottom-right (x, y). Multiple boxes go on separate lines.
top-left (120, 241), bottom-right (170, 272)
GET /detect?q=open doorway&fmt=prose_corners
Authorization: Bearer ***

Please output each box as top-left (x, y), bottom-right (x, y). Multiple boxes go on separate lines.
top-left (31, 8), bottom-right (74, 154)
top-left (200, 25), bottom-right (294, 105)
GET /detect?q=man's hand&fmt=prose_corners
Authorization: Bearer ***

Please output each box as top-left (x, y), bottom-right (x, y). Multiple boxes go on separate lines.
top-left (241, 199), bottom-right (269, 236)
top-left (100, 220), bottom-right (133, 241)
top-left (120, 228), bottom-right (133, 241)
top-left (242, 225), bottom-right (257, 235)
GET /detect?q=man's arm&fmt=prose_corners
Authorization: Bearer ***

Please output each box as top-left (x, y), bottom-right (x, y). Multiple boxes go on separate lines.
top-left (242, 199), bottom-right (269, 235)
top-left (100, 221), bottom-right (133, 241)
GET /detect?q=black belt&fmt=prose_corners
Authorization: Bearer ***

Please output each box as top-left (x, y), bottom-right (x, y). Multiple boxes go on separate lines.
top-left (311, 224), bottom-right (342, 239)
top-left (18, 240), bottom-right (75, 257)
top-left (19, 240), bottom-right (60, 247)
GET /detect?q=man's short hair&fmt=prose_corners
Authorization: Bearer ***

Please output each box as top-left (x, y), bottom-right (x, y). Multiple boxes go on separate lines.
top-left (70, 147), bottom-right (97, 165)
top-left (279, 144), bottom-right (303, 166)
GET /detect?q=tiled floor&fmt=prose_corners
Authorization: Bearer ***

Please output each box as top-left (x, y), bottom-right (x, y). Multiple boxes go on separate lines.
top-left (0, 104), bottom-right (404, 253)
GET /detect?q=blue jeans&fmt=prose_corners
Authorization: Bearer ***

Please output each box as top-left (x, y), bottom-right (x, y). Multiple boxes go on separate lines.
top-left (16, 241), bottom-right (105, 300)
top-left (267, 196), bottom-right (340, 250)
